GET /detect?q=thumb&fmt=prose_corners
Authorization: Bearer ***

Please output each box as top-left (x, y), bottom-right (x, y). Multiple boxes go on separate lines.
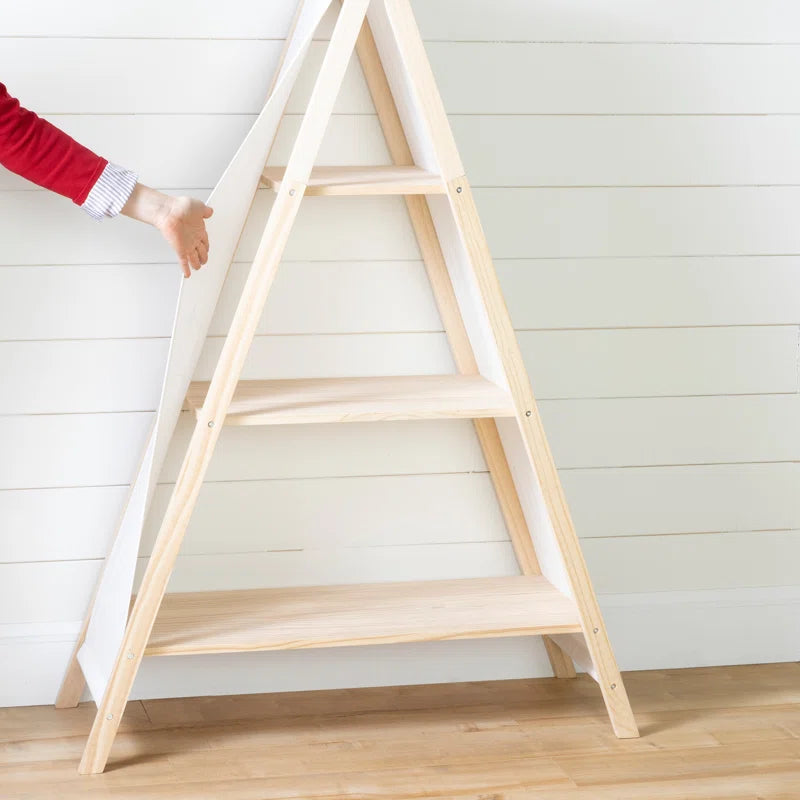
top-left (203, 205), bottom-right (214, 219)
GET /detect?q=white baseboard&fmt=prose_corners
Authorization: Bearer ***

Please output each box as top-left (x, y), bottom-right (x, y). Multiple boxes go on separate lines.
top-left (2, 586), bottom-right (798, 708)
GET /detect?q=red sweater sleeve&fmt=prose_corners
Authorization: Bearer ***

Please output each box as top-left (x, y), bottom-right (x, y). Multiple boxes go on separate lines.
top-left (0, 82), bottom-right (107, 205)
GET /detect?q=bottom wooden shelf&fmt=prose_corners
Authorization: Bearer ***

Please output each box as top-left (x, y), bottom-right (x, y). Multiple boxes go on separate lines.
top-left (145, 576), bottom-right (582, 656)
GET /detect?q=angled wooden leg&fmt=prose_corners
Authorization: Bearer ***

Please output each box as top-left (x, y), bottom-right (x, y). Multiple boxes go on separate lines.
top-left (78, 0), bottom-right (371, 773)
top-left (373, 0), bottom-right (635, 733)
top-left (353, 12), bottom-right (575, 679)
top-left (79, 185), bottom-right (306, 775)
top-left (444, 177), bottom-right (638, 737)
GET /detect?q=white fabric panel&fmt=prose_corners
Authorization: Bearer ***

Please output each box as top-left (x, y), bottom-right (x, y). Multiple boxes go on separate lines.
top-left (77, 0), bottom-right (334, 705)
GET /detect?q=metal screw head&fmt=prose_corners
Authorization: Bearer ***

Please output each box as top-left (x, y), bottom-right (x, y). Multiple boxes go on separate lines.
top-left (456, 186), bottom-right (463, 193)
top-left (593, 627), bottom-right (599, 634)
top-left (208, 420), bottom-right (215, 428)
top-left (611, 683), bottom-right (617, 690)
top-left (289, 189), bottom-right (296, 196)
top-left (127, 652), bottom-right (134, 660)
top-left (525, 410), bottom-right (531, 417)
top-left (106, 714), bottom-right (114, 720)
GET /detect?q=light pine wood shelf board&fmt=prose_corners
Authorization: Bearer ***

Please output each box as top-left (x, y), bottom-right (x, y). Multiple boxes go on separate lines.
top-left (144, 575), bottom-right (582, 656)
top-left (260, 165), bottom-right (446, 195)
top-left (184, 374), bottom-right (515, 425)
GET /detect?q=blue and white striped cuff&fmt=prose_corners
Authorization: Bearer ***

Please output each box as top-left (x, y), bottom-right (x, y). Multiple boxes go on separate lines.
top-left (81, 162), bottom-right (138, 221)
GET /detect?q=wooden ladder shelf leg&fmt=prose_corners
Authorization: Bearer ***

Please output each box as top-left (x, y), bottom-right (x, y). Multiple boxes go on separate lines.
top-left (77, 0), bottom-right (372, 773)
top-left (370, 0), bottom-right (638, 735)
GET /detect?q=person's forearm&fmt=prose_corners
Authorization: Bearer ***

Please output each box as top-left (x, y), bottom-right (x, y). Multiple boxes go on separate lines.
top-left (120, 183), bottom-right (173, 229)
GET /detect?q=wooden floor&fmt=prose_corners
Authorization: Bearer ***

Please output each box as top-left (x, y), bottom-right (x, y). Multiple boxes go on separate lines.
top-left (1, 663), bottom-right (799, 799)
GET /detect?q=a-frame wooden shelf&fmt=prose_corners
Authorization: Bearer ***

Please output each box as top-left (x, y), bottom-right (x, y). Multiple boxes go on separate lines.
top-left (261, 164), bottom-right (445, 195)
top-left (58, 0), bottom-right (639, 775)
top-left (184, 374), bottom-right (515, 425)
top-left (144, 576), bottom-right (582, 657)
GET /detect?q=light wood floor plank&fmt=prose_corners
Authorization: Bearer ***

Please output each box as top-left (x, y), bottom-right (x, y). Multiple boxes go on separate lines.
top-left (1, 663), bottom-right (798, 797)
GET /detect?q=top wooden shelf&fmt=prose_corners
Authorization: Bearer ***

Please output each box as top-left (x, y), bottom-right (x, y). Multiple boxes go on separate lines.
top-left (185, 374), bottom-right (515, 426)
top-left (261, 165), bottom-right (446, 196)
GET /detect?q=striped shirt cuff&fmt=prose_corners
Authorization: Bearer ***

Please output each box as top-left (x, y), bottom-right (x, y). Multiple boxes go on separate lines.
top-left (81, 162), bottom-right (138, 220)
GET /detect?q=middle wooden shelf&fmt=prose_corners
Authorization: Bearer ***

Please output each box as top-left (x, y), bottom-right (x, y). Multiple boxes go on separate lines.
top-left (184, 374), bottom-right (515, 426)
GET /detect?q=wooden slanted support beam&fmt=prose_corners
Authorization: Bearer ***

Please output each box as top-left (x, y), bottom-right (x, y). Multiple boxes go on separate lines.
top-left (77, 0), bottom-right (372, 773)
top-left (370, 0), bottom-right (636, 733)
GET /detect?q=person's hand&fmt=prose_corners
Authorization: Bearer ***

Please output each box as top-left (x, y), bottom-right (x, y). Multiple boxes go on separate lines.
top-left (155, 196), bottom-right (214, 278)
top-left (121, 184), bottom-right (213, 278)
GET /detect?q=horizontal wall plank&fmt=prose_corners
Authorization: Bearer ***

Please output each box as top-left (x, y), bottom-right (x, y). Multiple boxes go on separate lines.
top-left (11, 114), bottom-right (800, 192)
top-left (0, 114), bottom-right (390, 193)
top-left (3, 1), bottom-right (799, 43)
top-left (562, 463), bottom-right (800, 537)
top-left (134, 531), bottom-right (800, 596)
top-left (429, 43), bottom-right (800, 114)
top-left (0, 541), bottom-right (519, 625)
top-left (0, 344), bottom-right (795, 464)
top-left (4, 534), bottom-right (797, 625)
top-left (7, 186), bottom-right (800, 266)
top-left (540, 394), bottom-right (800, 468)
top-left (143, 532), bottom-right (800, 596)
top-left (522, 326), bottom-right (797, 398)
top-left (143, 473), bottom-right (507, 557)
top-left (0, 191), bottom-right (422, 266)
top-left (159, 418), bottom-right (486, 483)
top-left (0, 413), bottom-right (153, 491)
top-left (0, 561), bottom-right (97, 625)
top-left (0, 474), bottom-right (504, 564)
top-left (604, 586), bottom-right (800, 671)
top-left (413, 1), bottom-right (800, 43)
top-left (583, 530), bottom-right (800, 594)
top-left (3, 256), bottom-right (800, 344)
top-left (0, 261), bottom-right (438, 341)
top-left (0, 327), bottom-right (790, 416)
top-left (135, 543), bottom-right (520, 594)
top-left (0, 339), bottom-right (168, 414)
top-left (0, 413), bottom-right (487, 490)
top-left (503, 256), bottom-right (800, 329)
top-left (209, 261), bottom-right (440, 336)
top-left (0, 486), bottom-right (126, 563)
top-left (4, 42), bottom-right (800, 114)
top-left (0, 1), bottom-right (305, 38)
top-left (196, 332), bottom-right (454, 379)
top-left (452, 115), bottom-right (800, 187)
top-left (0, 332), bottom-right (454, 414)
top-left (477, 187), bottom-right (800, 259)
top-left (5, 465), bottom-right (799, 569)
top-left (0, 40), bottom-right (371, 115)
top-left (0, 264), bottom-right (179, 340)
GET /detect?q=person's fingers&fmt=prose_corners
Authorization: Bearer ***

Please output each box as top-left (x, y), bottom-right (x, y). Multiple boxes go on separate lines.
top-left (190, 248), bottom-right (202, 271)
top-left (202, 205), bottom-right (214, 219)
top-left (200, 229), bottom-right (209, 250)
top-left (180, 257), bottom-right (191, 278)
top-left (197, 240), bottom-right (209, 265)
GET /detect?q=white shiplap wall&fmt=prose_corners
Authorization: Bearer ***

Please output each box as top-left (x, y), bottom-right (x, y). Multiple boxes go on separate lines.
top-left (1, 0), bottom-right (799, 707)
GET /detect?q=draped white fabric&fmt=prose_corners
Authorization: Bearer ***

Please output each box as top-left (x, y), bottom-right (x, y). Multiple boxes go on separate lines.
top-left (78, 0), bottom-right (335, 704)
